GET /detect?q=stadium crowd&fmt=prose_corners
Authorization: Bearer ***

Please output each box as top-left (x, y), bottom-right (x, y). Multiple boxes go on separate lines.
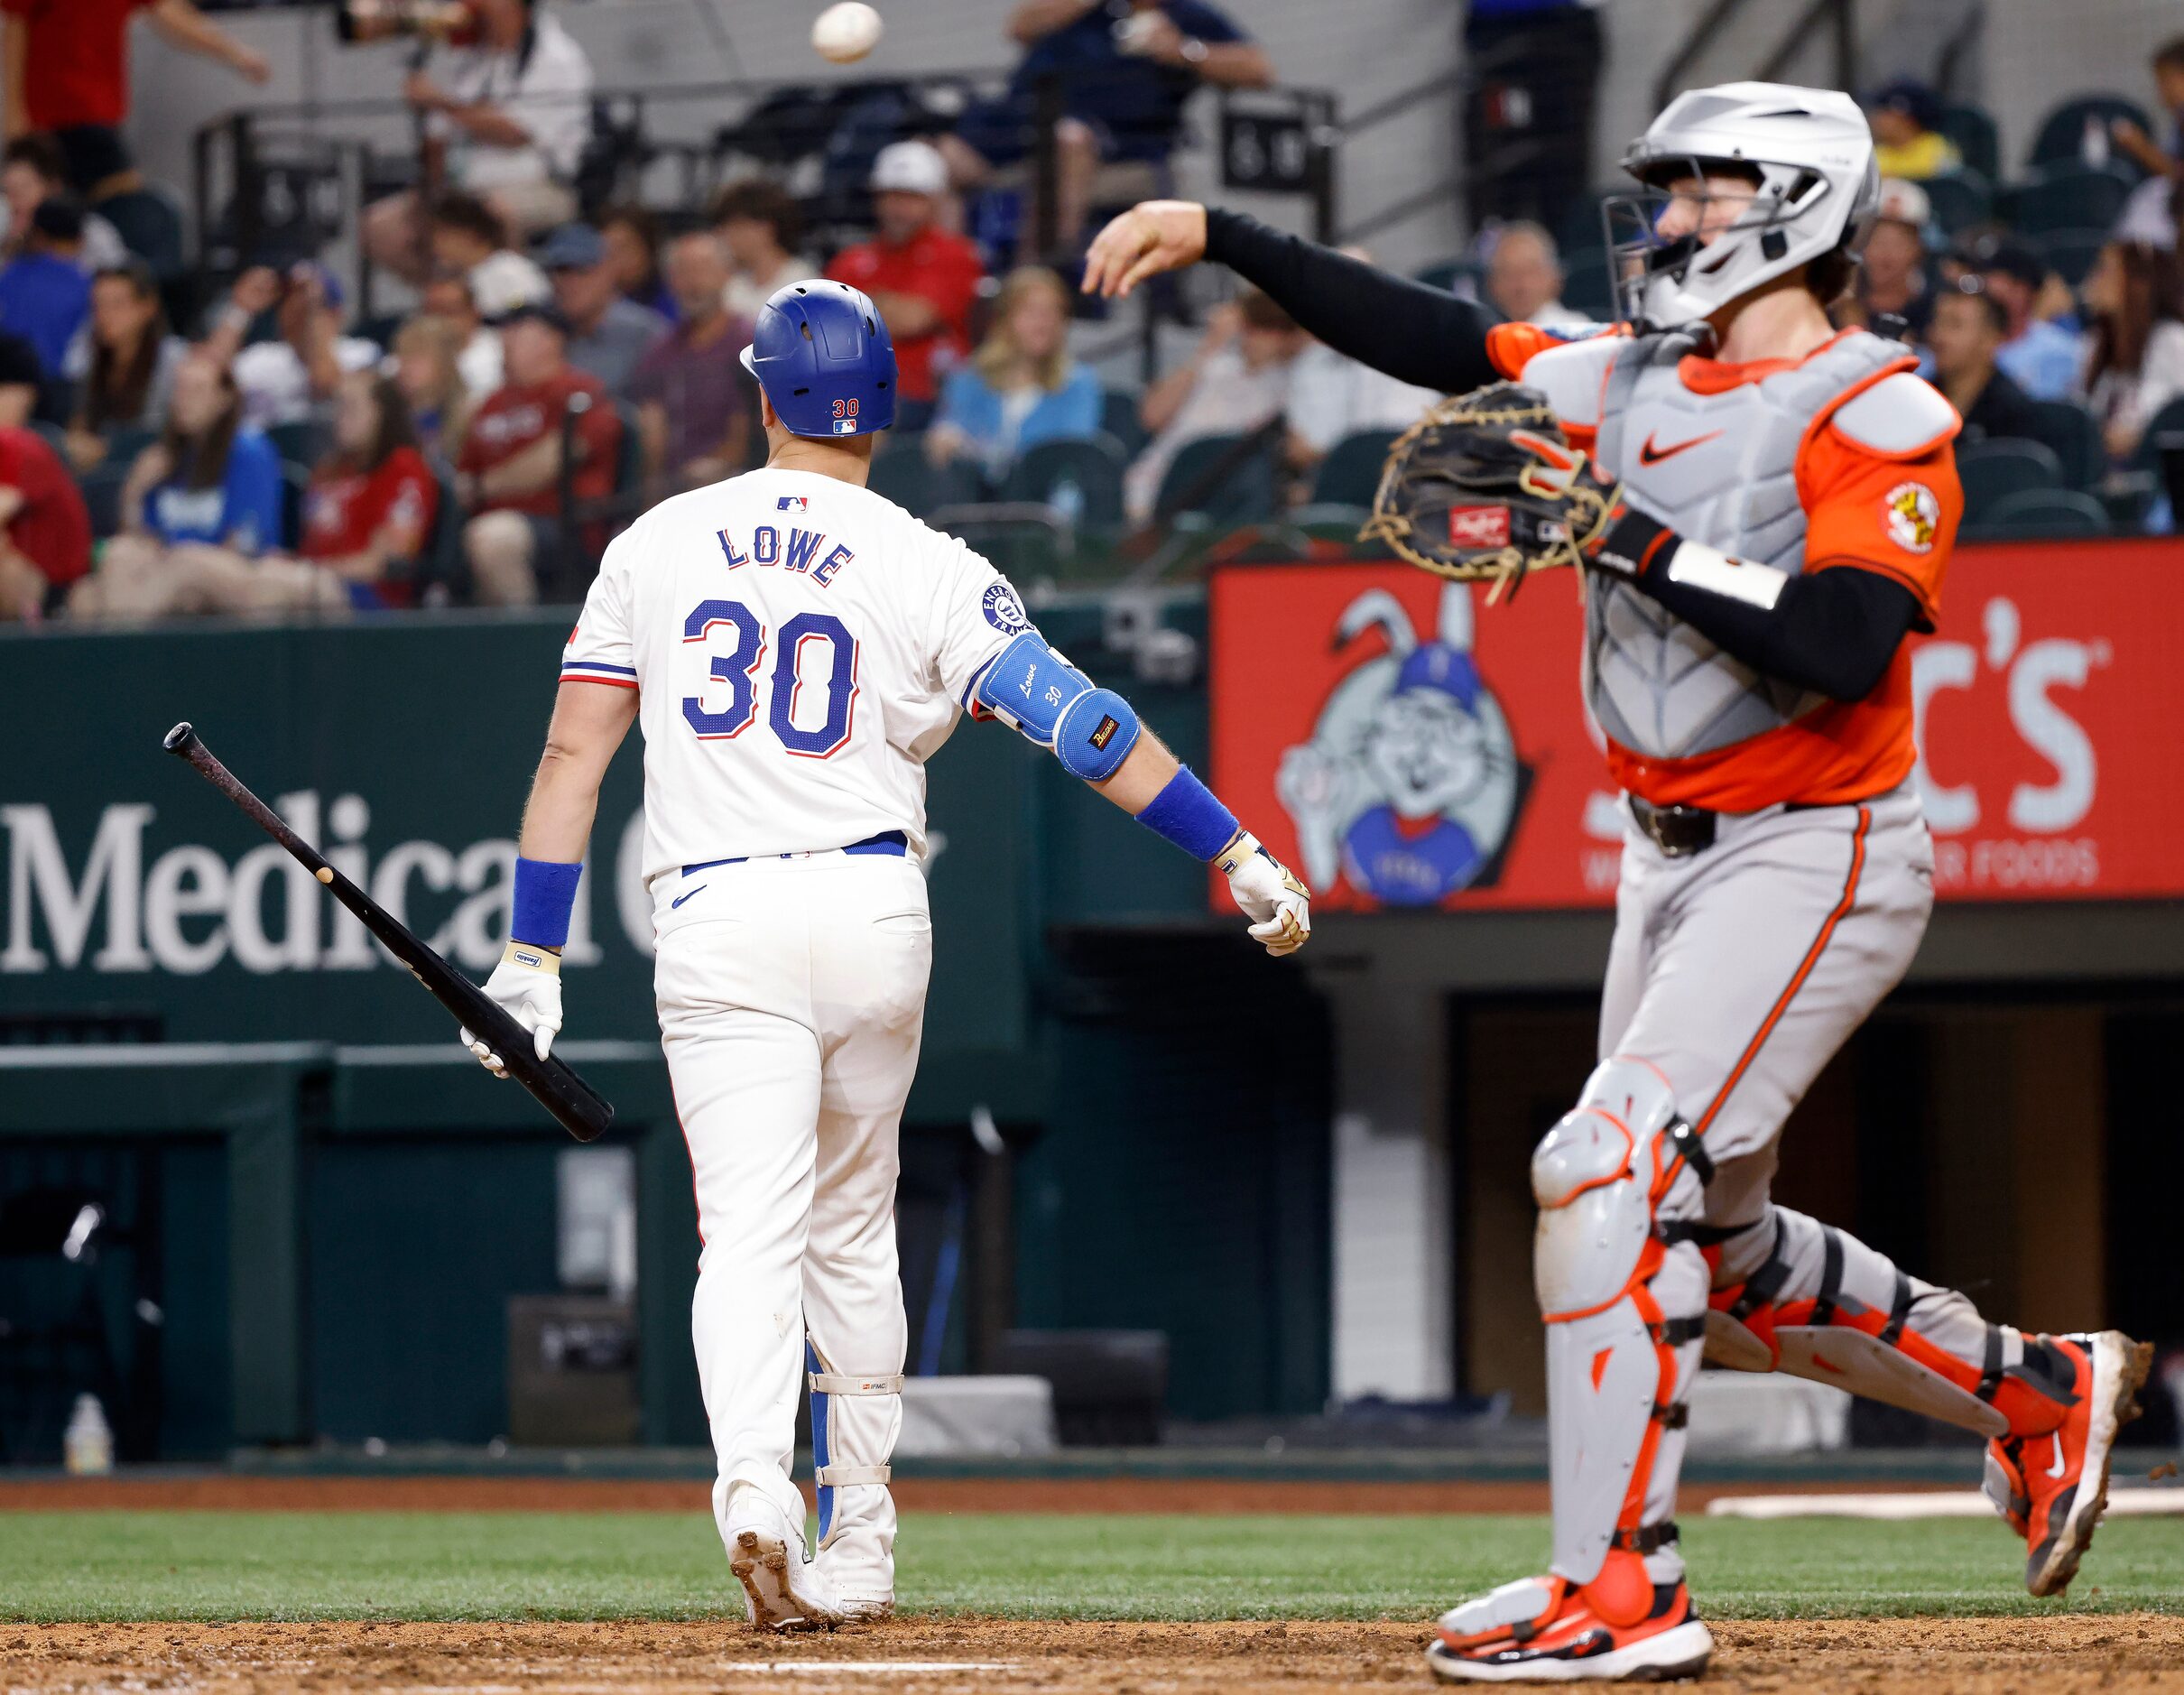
top-left (2, 1), bottom-right (2183, 626)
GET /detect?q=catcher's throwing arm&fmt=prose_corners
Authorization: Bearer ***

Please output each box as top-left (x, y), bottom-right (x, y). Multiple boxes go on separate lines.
top-left (1362, 382), bottom-right (1627, 603)
top-left (162, 722), bottom-right (615, 1143)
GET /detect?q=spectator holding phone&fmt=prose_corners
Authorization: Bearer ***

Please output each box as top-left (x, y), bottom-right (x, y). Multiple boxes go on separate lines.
top-left (202, 261), bottom-right (381, 431)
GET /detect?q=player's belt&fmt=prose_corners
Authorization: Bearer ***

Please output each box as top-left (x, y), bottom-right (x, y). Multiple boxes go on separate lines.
top-left (682, 829), bottom-right (908, 875)
top-left (1628, 798), bottom-right (1834, 859)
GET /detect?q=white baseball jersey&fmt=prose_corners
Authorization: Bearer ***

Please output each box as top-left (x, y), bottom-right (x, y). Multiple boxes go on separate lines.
top-left (560, 468), bottom-right (1027, 883)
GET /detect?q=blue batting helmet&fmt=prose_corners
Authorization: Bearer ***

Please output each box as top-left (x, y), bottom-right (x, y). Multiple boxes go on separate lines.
top-left (739, 280), bottom-right (898, 438)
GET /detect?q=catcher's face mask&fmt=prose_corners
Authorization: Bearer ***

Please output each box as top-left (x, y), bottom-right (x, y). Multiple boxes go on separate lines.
top-left (1602, 157), bottom-right (1826, 331)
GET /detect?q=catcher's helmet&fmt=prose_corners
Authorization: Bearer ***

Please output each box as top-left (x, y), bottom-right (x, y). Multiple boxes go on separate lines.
top-left (1605, 81), bottom-right (1879, 332)
top-left (739, 280), bottom-right (897, 438)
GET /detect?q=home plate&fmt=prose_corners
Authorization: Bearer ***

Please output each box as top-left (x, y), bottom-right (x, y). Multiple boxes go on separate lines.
top-left (1707, 1488), bottom-right (2184, 1521)
top-left (714, 1665), bottom-right (1016, 1675)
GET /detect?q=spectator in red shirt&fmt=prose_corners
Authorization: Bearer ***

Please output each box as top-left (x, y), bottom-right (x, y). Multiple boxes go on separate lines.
top-left (457, 301), bottom-right (620, 605)
top-left (0, 421), bottom-right (88, 620)
top-left (826, 141), bottom-right (985, 426)
top-left (0, 0), bottom-right (269, 200)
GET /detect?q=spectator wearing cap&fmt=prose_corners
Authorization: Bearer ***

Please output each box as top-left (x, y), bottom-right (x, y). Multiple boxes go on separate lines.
top-left (1855, 179), bottom-right (1937, 339)
top-left (456, 301), bottom-right (621, 605)
top-left (941, 0), bottom-right (1272, 255)
top-left (430, 192), bottom-right (553, 326)
top-left (0, 421), bottom-right (90, 621)
top-left (1867, 78), bottom-right (1959, 181)
top-left (202, 262), bottom-right (381, 431)
top-left (537, 222), bottom-right (667, 397)
top-left (0, 136), bottom-right (127, 270)
top-left (361, 0), bottom-right (593, 284)
top-left (827, 141), bottom-right (986, 429)
top-left (0, 199), bottom-right (90, 378)
top-left (711, 179), bottom-right (817, 329)
top-left (1483, 222), bottom-right (1588, 329)
top-left (1924, 279), bottom-right (2041, 446)
top-left (628, 232), bottom-right (754, 496)
top-left (1978, 239), bottom-right (2085, 402)
top-left (0, 0), bottom-right (269, 201)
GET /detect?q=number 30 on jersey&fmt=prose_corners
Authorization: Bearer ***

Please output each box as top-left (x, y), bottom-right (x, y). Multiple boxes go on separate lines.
top-left (681, 598), bottom-right (859, 758)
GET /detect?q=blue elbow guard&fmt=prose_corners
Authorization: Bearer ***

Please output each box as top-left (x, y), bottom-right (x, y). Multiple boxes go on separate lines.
top-left (1053, 687), bottom-right (1140, 781)
top-left (974, 630), bottom-right (1087, 746)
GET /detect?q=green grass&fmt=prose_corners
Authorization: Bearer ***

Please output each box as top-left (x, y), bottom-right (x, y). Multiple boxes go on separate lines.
top-left (2, 1512), bottom-right (2179, 1624)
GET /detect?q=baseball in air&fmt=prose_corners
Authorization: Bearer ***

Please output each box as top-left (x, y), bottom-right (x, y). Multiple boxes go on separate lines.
top-left (812, 3), bottom-right (882, 64)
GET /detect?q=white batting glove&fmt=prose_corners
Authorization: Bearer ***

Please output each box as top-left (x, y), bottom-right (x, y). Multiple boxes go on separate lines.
top-left (460, 943), bottom-right (563, 1076)
top-left (1215, 829), bottom-right (1312, 957)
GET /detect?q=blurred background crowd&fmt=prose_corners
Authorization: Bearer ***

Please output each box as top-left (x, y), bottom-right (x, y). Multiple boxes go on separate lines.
top-left (0, 0), bottom-right (2181, 627)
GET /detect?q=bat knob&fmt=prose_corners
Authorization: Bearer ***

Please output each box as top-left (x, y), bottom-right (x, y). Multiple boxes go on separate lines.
top-left (162, 722), bottom-right (197, 753)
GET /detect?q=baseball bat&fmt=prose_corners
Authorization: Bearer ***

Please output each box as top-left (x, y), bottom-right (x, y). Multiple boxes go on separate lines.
top-left (162, 722), bottom-right (614, 1144)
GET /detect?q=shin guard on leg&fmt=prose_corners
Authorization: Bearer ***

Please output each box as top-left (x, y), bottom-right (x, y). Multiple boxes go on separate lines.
top-left (806, 1341), bottom-right (902, 1610)
top-left (1533, 1056), bottom-right (1712, 1609)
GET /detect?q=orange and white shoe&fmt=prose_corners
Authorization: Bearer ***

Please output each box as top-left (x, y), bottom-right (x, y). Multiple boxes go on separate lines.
top-left (1983, 1330), bottom-right (2152, 1598)
top-left (1425, 1567), bottom-right (1713, 1683)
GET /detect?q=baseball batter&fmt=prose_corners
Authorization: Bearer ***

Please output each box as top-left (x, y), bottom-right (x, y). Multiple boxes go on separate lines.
top-left (1087, 82), bottom-right (2150, 1682)
top-left (462, 280), bottom-right (1310, 1629)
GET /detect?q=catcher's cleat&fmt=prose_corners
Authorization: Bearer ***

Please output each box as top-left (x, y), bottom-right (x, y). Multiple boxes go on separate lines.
top-left (1984, 1330), bottom-right (2153, 1598)
top-left (724, 1490), bottom-right (844, 1632)
top-left (1425, 1566), bottom-right (1714, 1683)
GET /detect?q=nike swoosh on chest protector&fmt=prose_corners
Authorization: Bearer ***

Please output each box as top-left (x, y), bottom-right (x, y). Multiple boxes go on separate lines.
top-left (1637, 429), bottom-right (1724, 466)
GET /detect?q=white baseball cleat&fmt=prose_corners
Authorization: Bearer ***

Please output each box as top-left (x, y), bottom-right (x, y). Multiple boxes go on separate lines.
top-left (724, 1490), bottom-right (844, 1631)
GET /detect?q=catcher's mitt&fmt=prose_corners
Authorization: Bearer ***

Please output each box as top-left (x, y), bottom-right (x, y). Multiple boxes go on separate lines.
top-left (1360, 382), bottom-right (1623, 602)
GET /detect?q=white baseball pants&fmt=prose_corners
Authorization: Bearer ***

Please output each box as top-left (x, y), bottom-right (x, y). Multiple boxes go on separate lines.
top-left (652, 850), bottom-right (930, 1605)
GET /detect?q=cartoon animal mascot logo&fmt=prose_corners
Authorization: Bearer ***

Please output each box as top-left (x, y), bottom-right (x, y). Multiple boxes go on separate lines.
top-left (1276, 582), bottom-right (1529, 906)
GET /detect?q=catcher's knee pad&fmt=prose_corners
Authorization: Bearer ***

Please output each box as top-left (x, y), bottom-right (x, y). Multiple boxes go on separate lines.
top-left (1532, 1056), bottom-right (1712, 1588)
top-left (806, 1341), bottom-right (901, 1547)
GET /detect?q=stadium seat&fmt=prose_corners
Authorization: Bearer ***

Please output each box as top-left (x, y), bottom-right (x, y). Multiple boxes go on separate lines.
top-left (79, 463), bottom-right (130, 539)
top-left (867, 440), bottom-right (983, 517)
top-left (266, 419), bottom-right (329, 476)
top-left (1152, 431), bottom-right (1279, 524)
top-left (927, 503), bottom-right (1072, 580)
top-left (1310, 429), bottom-right (1397, 506)
top-left (2025, 399), bottom-right (2105, 490)
top-left (2005, 162), bottom-right (2136, 236)
top-left (1919, 169), bottom-right (1994, 237)
top-left (1414, 258), bottom-right (1479, 297)
top-left (2027, 94), bottom-right (2152, 172)
top-left (1939, 103), bottom-right (2001, 181)
top-left (2032, 227), bottom-right (2109, 289)
top-left (1956, 437), bottom-right (2065, 523)
top-left (1001, 433), bottom-right (1128, 528)
top-left (279, 462), bottom-right (310, 551)
top-left (1559, 245), bottom-right (1616, 321)
top-left (1967, 486), bottom-right (2110, 539)
top-left (1101, 388), bottom-right (1148, 458)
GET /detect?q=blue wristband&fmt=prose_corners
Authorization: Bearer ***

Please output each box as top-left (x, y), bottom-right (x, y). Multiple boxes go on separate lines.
top-left (510, 857), bottom-right (583, 949)
top-left (1134, 764), bottom-right (1240, 862)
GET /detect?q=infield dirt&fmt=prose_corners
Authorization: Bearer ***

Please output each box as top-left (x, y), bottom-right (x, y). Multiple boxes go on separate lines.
top-left (7, 1616), bottom-right (2183, 1694)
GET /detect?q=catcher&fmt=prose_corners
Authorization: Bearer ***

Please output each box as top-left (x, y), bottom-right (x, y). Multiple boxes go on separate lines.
top-left (1087, 81), bottom-right (2150, 1683)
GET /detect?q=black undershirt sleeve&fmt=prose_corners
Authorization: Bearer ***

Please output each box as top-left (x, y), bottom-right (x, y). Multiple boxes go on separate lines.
top-left (1617, 551), bottom-right (1923, 703)
top-left (1204, 208), bottom-right (1503, 394)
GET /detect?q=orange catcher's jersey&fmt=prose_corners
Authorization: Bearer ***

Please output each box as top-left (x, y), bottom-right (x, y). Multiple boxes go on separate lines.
top-left (1485, 322), bottom-right (1962, 812)
top-left (560, 468), bottom-right (1022, 884)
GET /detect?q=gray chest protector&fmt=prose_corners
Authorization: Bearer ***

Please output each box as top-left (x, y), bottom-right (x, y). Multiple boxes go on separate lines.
top-left (1585, 329), bottom-right (1907, 764)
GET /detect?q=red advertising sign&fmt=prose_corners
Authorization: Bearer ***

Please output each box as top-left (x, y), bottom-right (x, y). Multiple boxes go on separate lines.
top-left (1209, 540), bottom-right (2184, 910)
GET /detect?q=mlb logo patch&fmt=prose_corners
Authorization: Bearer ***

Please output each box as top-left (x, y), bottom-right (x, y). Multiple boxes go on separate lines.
top-left (776, 496), bottom-right (808, 512)
top-left (832, 418), bottom-right (859, 436)
top-left (1447, 505), bottom-right (1512, 549)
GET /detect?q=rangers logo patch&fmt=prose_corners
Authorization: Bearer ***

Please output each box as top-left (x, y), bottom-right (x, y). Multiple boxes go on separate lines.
top-left (1447, 505), bottom-right (1512, 550)
top-left (1883, 481), bottom-right (1939, 554)
top-left (982, 579), bottom-right (1031, 633)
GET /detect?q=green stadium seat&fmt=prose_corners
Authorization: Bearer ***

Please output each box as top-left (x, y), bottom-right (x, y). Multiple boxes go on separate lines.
top-left (867, 439), bottom-right (984, 517)
top-left (1310, 429), bottom-right (1397, 507)
top-left (1414, 258), bottom-right (1479, 297)
top-left (2024, 399), bottom-right (2105, 490)
top-left (1559, 245), bottom-right (1617, 322)
top-left (1101, 387), bottom-right (1148, 458)
top-left (1919, 169), bottom-right (1994, 237)
top-left (2032, 227), bottom-right (2109, 290)
top-left (1956, 437), bottom-right (2064, 523)
top-left (266, 419), bottom-right (330, 476)
top-left (1938, 103), bottom-right (2000, 181)
top-left (1967, 486), bottom-right (2110, 539)
top-left (1001, 433), bottom-right (1128, 528)
top-left (2027, 94), bottom-right (2152, 172)
top-left (1151, 431), bottom-right (1278, 525)
top-left (79, 461), bottom-right (130, 538)
top-left (2005, 163), bottom-right (2136, 236)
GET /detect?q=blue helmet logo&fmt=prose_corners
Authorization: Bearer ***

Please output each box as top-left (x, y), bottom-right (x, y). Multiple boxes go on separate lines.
top-left (739, 280), bottom-right (899, 439)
